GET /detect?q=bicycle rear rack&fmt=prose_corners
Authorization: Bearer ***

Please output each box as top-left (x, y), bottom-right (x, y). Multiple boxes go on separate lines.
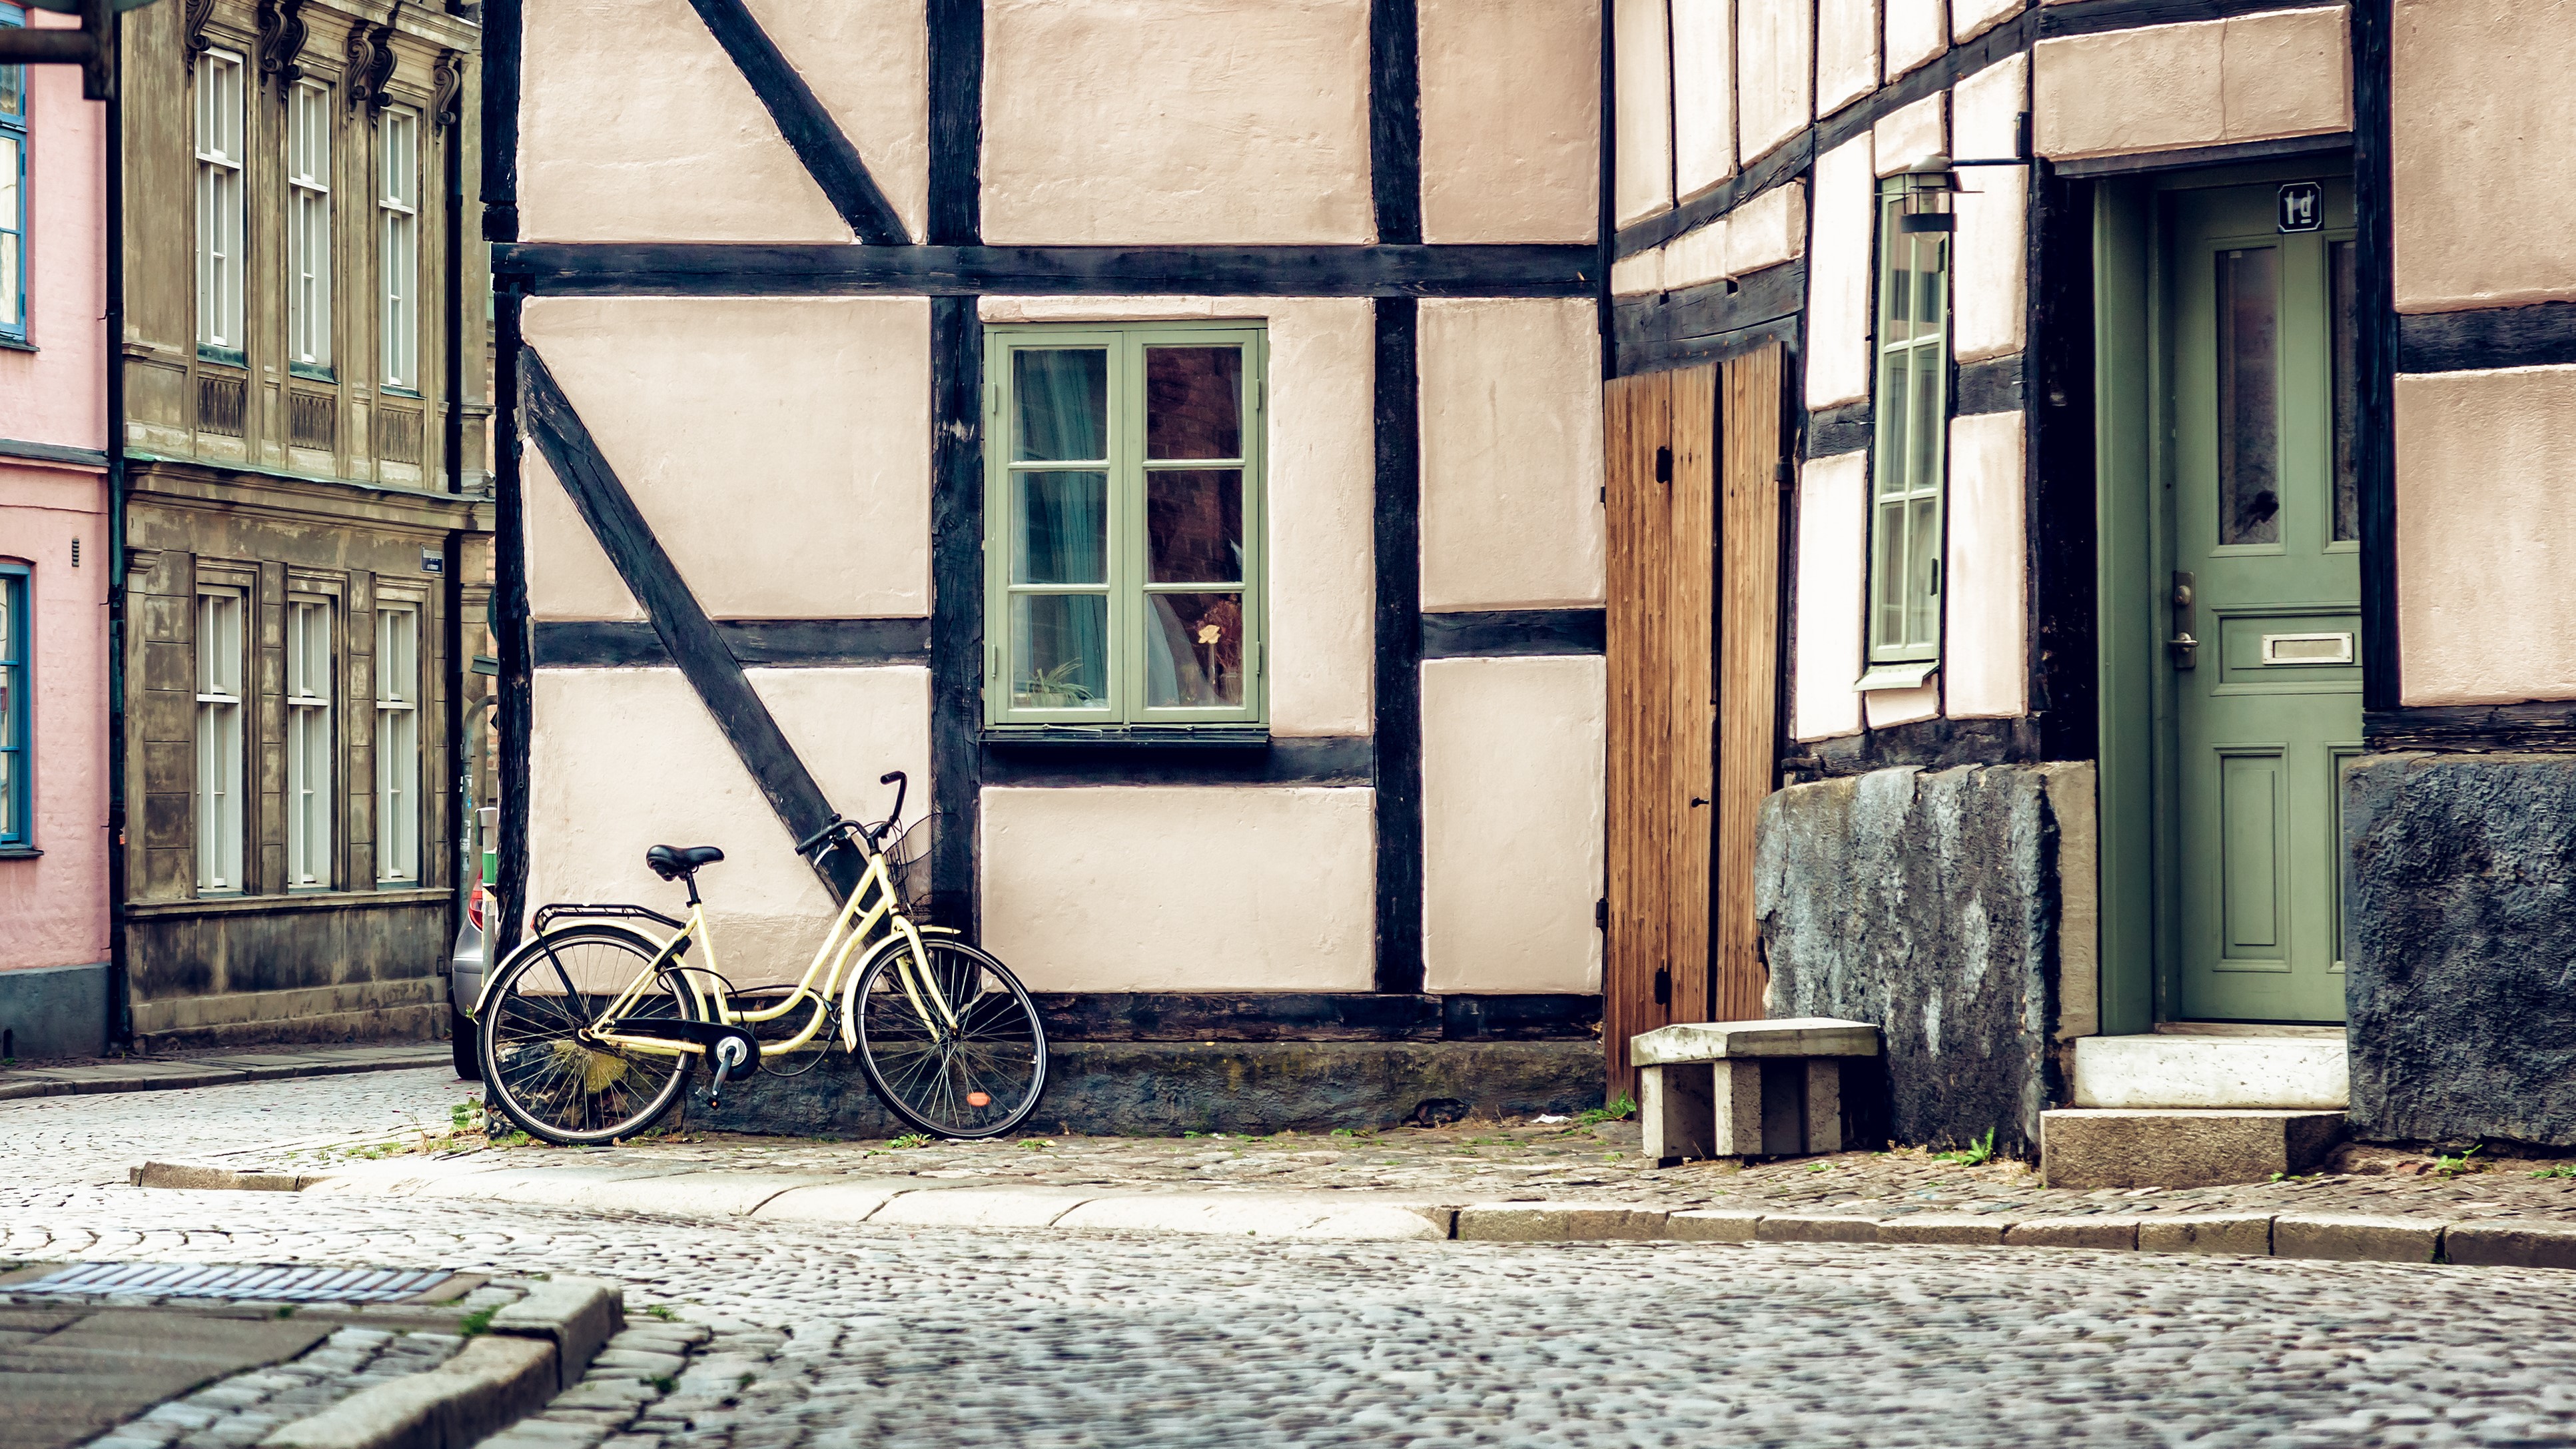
top-left (532, 901), bottom-right (691, 937)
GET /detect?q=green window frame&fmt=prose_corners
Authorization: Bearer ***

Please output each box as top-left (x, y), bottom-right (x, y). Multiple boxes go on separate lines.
top-left (1, 3), bottom-right (27, 346)
top-left (0, 563), bottom-right (27, 846)
top-left (1864, 177), bottom-right (1952, 678)
top-left (983, 322), bottom-right (1267, 730)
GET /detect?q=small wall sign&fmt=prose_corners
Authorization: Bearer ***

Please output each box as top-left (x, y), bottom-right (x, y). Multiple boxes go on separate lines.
top-left (420, 550), bottom-right (446, 575)
top-left (2278, 183), bottom-right (2323, 233)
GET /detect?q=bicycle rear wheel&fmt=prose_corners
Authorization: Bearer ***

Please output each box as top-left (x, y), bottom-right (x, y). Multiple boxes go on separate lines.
top-left (849, 938), bottom-right (1047, 1139)
top-left (479, 926), bottom-right (700, 1145)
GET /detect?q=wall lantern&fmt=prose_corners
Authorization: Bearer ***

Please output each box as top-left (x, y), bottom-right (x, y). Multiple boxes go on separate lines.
top-left (1897, 157), bottom-right (1960, 233)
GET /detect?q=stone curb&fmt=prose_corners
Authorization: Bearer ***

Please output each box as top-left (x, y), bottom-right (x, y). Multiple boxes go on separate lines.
top-left (1, 1049), bottom-right (450, 1103)
top-left (135, 1159), bottom-right (2576, 1271)
top-left (256, 1278), bottom-right (624, 1449)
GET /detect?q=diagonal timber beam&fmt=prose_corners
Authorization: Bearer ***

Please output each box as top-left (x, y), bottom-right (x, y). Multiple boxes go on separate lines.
top-left (683, 0), bottom-right (910, 246)
top-left (520, 347), bottom-right (864, 903)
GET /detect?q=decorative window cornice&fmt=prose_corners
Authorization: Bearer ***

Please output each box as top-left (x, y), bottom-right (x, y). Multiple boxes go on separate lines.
top-left (256, 0), bottom-right (310, 99)
top-left (431, 47), bottom-right (462, 133)
top-left (346, 20), bottom-right (396, 115)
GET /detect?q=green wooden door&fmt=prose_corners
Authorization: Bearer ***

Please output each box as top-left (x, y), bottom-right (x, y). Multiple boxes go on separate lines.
top-left (2168, 181), bottom-right (2360, 1023)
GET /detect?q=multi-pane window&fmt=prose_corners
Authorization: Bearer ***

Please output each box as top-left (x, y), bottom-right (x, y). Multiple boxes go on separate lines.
top-left (985, 323), bottom-right (1266, 727)
top-left (285, 599), bottom-right (332, 888)
top-left (194, 50), bottom-right (246, 354)
top-left (195, 590), bottom-right (246, 891)
top-left (286, 81), bottom-right (332, 371)
top-left (374, 603), bottom-right (420, 884)
top-left (0, 5), bottom-right (27, 346)
top-left (0, 564), bottom-right (26, 846)
top-left (1865, 179), bottom-right (1951, 672)
top-left (377, 107), bottom-right (418, 390)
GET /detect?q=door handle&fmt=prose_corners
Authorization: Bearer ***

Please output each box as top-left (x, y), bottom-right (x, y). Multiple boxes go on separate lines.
top-left (2170, 571), bottom-right (2198, 670)
top-left (2168, 632), bottom-right (2199, 668)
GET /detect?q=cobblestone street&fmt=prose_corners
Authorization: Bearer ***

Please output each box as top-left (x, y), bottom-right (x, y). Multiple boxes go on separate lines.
top-left (7, 1069), bottom-right (2576, 1446)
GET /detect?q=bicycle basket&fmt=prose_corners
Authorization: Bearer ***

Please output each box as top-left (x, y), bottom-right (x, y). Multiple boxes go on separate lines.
top-left (882, 812), bottom-right (944, 913)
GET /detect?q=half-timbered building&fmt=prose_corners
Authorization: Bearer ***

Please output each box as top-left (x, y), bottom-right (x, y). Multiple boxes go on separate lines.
top-left (496, 0), bottom-right (2576, 1149)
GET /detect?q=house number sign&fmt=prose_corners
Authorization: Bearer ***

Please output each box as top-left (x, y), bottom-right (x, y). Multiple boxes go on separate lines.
top-left (2278, 183), bottom-right (2324, 233)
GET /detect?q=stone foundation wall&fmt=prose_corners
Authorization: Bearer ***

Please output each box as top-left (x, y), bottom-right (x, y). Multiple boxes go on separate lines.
top-left (2347, 752), bottom-right (2576, 1147)
top-left (1757, 763), bottom-right (2088, 1157)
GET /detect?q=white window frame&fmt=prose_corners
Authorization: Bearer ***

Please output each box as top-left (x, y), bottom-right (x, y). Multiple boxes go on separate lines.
top-left (195, 588), bottom-right (246, 892)
top-left (374, 601), bottom-right (421, 884)
top-left (194, 49), bottom-right (246, 354)
top-left (376, 106), bottom-right (419, 391)
top-left (285, 596), bottom-right (334, 889)
top-left (1861, 179), bottom-right (1952, 685)
top-left (286, 79), bottom-right (332, 372)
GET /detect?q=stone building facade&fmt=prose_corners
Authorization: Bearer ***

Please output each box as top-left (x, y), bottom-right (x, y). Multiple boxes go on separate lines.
top-left (115, 0), bottom-right (491, 1049)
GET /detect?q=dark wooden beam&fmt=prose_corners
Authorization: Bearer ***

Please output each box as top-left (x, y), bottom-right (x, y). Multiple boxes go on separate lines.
top-left (981, 735), bottom-right (1375, 788)
top-left (480, 0), bottom-right (520, 242)
top-left (520, 350), bottom-right (861, 901)
top-left (492, 242), bottom-right (1601, 298)
top-left (533, 618), bottom-right (931, 669)
top-left (1956, 351), bottom-right (2024, 416)
top-left (2050, 132), bottom-right (2349, 180)
top-left (925, 0), bottom-right (981, 246)
top-left (2398, 302), bottom-right (2576, 374)
top-left (1610, 260), bottom-right (1807, 377)
top-left (682, 0), bottom-right (909, 246)
top-left (1419, 608), bottom-right (1607, 659)
top-left (1805, 401), bottom-right (1871, 458)
top-left (928, 296), bottom-right (985, 932)
top-left (2366, 702), bottom-right (2576, 755)
top-left (2352, 0), bottom-right (2401, 712)
top-left (1374, 298), bottom-right (1425, 995)
top-left (1369, 0), bottom-right (1422, 246)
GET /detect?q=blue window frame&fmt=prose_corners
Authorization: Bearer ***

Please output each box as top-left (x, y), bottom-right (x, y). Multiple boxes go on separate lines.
top-left (0, 2), bottom-right (27, 344)
top-left (0, 564), bottom-right (28, 846)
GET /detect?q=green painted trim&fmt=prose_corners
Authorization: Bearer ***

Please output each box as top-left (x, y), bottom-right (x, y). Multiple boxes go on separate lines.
top-left (2091, 179), bottom-right (2157, 1038)
top-left (982, 321), bottom-right (1268, 729)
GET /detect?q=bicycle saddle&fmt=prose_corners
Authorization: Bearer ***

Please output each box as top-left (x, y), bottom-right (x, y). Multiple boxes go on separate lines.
top-left (645, 844), bottom-right (725, 880)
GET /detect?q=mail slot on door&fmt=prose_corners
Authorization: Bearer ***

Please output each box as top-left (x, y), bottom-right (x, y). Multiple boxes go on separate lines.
top-left (2261, 632), bottom-right (2354, 666)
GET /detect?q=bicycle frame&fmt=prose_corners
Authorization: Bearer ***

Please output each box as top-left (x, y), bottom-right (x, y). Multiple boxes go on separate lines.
top-left (550, 833), bottom-right (962, 1063)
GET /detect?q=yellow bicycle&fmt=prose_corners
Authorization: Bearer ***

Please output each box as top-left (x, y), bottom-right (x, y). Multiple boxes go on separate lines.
top-left (472, 771), bottom-right (1049, 1145)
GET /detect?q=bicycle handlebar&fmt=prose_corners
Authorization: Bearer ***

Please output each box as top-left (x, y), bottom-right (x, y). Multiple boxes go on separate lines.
top-left (794, 773), bottom-right (909, 859)
top-left (793, 816), bottom-right (854, 856)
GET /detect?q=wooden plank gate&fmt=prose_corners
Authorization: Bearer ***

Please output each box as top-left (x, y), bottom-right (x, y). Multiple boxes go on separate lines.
top-left (1603, 344), bottom-right (1787, 1103)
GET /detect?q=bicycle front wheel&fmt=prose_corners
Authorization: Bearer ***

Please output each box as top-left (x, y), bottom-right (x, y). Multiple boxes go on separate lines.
top-left (849, 938), bottom-right (1048, 1139)
top-left (479, 926), bottom-right (700, 1145)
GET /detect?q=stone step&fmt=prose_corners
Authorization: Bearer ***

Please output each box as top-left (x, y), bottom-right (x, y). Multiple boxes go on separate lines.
top-left (2040, 1108), bottom-right (2346, 1189)
top-left (2070, 1033), bottom-right (2348, 1109)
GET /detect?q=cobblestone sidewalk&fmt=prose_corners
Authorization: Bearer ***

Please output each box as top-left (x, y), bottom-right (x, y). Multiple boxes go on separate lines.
top-left (0, 1044), bottom-right (454, 1103)
top-left (243, 1104), bottom-right (2576, 1225)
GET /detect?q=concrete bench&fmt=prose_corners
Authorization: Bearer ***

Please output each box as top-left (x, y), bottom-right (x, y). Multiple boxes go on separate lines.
top-left (1631, 1018), bottom-right (1882, 1165)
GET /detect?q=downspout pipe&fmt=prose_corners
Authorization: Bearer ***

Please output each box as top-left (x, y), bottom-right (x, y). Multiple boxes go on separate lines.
top-left (101, 4), bottom-right (129, 1051)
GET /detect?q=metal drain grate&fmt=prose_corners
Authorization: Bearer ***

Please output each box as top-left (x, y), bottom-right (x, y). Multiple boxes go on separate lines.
top-left (10, 1262), bottom-right (454, 1302)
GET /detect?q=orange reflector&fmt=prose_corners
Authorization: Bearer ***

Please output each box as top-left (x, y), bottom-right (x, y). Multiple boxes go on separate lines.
top-left (967, 1091), bottom-right (991, 1107)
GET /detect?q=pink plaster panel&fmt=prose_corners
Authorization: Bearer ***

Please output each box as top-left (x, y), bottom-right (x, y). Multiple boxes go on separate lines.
top-left (0, 14), bottom-right (108, 452)
top-left (0, 463), bottom-right (111, 973)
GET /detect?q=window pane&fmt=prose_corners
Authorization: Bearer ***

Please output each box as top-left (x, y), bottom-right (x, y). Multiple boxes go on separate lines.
top-left (2216, 246), bottom-right (2282, 546)
top-left (1013, 349), bottom-right (1108, 462)
top-left (1876, 358), bottom-right (1911, 498)
top-left (1907, 344), bottom-right (1942, 495)
top-left (1144, 593), bottom-right (1244, 708)
top-left (2330, 240), bottom-right (2359, 544)
top-left (1144, 347), bottom-right (1243, 460)
top-left (1008, 593), bottom-right (1109, 709)
top-left (0, 63), bottom-right (22, 117)
top-left (1011, 470), bottom-right (1108, 585)
top-left (1905, 494), bottom-right (1940, 648)
top-left (1146, 469), bottom-right (1243, 584)
top-left (1872, 499), bottom-right (1909, 649)
top-left (1913, 237), bottom-right (1947, 328)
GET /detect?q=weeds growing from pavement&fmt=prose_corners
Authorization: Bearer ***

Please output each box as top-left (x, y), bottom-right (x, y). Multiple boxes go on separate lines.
top-left (1934, 1129), bottom-right (1998, 1168)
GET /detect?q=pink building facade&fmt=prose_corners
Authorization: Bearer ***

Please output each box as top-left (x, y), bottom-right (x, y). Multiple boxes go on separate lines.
top-left (0, 5), bottom-right (111, 1060)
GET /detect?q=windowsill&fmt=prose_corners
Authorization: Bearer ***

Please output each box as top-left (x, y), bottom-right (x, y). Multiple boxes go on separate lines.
top-left (197, 346), bottom-right (248, 369)
top-left (982, 724), bottom-right (1272, 750)
top-left (1857, 662), bottom-right (1939, 692)
top-left (380, 385), bottom-right (422, 399)
top-left (289, 362), bottom-right (336, 382)
top-left (133, 885), bottom-right (451, 919)
top-left (0, 336), bottom-right (35, 354)
top-left (0, 844), bottom-right (41, 860)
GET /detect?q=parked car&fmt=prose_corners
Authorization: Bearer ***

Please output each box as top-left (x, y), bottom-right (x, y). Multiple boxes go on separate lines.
top-left (449, 807), bottom-right (500, 1081)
